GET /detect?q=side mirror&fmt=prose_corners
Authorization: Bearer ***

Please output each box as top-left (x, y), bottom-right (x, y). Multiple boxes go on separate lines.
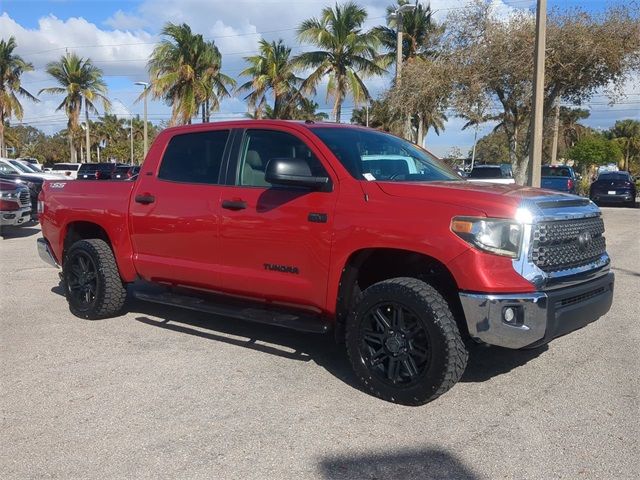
top-left (265, 157), bottom-right (329, 190)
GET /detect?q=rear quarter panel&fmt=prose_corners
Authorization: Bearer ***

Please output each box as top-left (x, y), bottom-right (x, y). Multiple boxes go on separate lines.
top-left (40, 180), bottom-right (138, 281)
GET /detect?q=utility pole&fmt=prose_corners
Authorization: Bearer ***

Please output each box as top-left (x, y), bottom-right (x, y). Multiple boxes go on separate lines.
top-left (550, 102), bottom-right (560, 164)
top-left (135, 82), bottom-right (150, 159)
top-left (527, 0), bottom-right (547, 187)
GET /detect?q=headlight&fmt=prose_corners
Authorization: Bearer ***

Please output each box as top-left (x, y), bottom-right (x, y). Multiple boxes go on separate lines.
top-left (1, 191), bottom-right (19, 199)
top-left (451, 217), bottom-right (523, 258)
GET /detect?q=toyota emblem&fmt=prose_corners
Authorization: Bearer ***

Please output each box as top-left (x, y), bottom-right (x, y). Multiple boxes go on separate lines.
top-left (577, 230), bottom-right (593, 250)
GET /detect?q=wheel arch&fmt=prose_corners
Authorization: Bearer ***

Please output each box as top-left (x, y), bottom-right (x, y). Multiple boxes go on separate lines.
top-left (333, 247), bottom-right (467, 342)
top-left (61, 220), bottom-right (137, 282)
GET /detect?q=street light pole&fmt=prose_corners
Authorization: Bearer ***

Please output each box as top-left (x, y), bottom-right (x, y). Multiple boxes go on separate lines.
top-left (135, 82), bottom-right (149, 159)
top-left (527, 0), bottom-right (547, 187)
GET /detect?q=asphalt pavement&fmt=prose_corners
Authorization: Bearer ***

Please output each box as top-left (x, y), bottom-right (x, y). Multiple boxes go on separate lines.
top-left (1, 207), bottom-right (638, 479)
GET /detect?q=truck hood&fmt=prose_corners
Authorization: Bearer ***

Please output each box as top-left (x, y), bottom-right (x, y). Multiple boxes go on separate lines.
top-left (376, 180), bottom-right (572, 218)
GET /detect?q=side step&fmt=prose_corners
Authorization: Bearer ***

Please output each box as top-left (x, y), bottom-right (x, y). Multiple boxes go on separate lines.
top-left (132, 289), bottom-right (331, 334)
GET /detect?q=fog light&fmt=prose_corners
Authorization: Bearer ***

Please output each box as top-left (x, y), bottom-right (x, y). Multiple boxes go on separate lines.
top-left (503, 307), bottom-right (516, 323)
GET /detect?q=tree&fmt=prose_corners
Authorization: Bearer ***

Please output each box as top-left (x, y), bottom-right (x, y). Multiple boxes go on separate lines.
top-left (39, 53), bottom-right (110, 163)
top-left (147, 23), bottom-right (234, 125)
top-left (607, 119), bottom-right (640, 173)
top-left (295, 2), bottom-right (387, 122)
top-left (238, 39), bottom-right (303, 119)
top-left (351, 97), bottom-right (402, 134)
top-left (473, 130), bottom-right (513, 165)
top-left (387, 57), bottom-right (452, 146)
top-left (373, 0), bottom-right (441, 65)
top-left (3, 124), bottom-right (45, 158)
top-left (446, 2), bottom-right (640, 184)
top-left (567, 135), bottom-right (623, 171)
top-left (0, 36), bottom-right (38, 157)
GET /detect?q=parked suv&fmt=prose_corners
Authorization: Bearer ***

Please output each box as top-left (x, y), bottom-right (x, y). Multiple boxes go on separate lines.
top-left (50, 163), bottom-right (81, 179)
top-left (113, 165), bottom-right (140, 180)
top-left (590, 171), bottom-right (637, 207)
top-left (0, 179), bottom-right (32, 229)
top-left (38, 121), bottom-right (614, 405)
top-left (77, 162), bottom-right (127, 180)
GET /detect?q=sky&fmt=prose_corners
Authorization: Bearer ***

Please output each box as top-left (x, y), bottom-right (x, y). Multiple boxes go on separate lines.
top-left (1, 0), bottom-right (638, 158)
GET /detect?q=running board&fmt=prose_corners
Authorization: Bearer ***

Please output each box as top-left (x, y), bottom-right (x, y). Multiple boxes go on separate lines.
top-left (132, 289), bottom-right (331, 334)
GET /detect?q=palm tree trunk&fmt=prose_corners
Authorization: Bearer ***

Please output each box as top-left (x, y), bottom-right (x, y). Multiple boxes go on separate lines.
top-left (201, 103), bottom-right (206, 123)
top-left (0, 114), bottom-right (5, 157)
top-left (333, 96), bottom-right (342, 123)
top-left (417, 114), bottom-right (424, 147)
top-left (68, 125), bottom-right (76, 163)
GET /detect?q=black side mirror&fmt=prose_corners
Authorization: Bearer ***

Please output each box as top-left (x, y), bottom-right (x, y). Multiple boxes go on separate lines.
top-left (265, 157), bottom-right (329, 190)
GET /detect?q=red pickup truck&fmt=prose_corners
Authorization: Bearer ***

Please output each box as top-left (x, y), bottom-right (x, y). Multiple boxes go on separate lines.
top-left (37, 120), bottom-right (614, 405)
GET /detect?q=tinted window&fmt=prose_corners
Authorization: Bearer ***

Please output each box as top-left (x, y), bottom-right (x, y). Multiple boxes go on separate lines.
top-left (542, 166), bottom-right (571, 177)
top-left (469, 167), bottom-right (502, 179)
top-left (51, 164), bottom-right (80, 171)
top-left (310, 127), bottom-right (458, 182)
top-left (159, 130), bottom-right (229, 184)
top-left (78, 163), bottom-right (114, 173)
top-left (0, 163), bottom-right (17, 174)
top-left (238, 129), bottom-right (325, 187)
top-left (598, 172), bottom-right (629, 181)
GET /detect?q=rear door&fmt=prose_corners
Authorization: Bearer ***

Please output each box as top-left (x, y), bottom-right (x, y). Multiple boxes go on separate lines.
top-left (215, 127), bottom-right (338, 310)
top-left (129, 128), bottom-right (231, 288)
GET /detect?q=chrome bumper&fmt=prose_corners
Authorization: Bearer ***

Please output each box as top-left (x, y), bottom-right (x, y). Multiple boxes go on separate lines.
top-left (459, 272), bottom-right (614, 349)
top-left (37, 238), bottom-right (60, 268)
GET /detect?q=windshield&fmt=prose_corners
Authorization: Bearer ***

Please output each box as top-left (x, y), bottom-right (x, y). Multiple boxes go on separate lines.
top-left (9, 160), bottom-right (35, 173)
top-left (310, 127), bottom-right (460, 182)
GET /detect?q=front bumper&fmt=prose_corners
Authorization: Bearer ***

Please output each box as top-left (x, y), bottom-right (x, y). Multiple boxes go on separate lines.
top-left (1, 207), bottom-right (32, 227)
top-left (459, 272), bottom-right (614, 349)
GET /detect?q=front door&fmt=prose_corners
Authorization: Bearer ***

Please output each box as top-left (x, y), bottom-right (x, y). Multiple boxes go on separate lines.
top-left (216, 127), bottom-right (337, 310)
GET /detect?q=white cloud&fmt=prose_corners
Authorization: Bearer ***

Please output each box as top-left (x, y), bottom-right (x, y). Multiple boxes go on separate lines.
top-left (103, 10), bottom-right (149, 31)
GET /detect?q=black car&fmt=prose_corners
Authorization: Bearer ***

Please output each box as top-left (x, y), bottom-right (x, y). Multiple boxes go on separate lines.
top-left (590, 171), bottom-right (637, 207)
top-left (112, 165), bottom-right (141, 180)
top-left (77, 162), bottom-right (129, 180)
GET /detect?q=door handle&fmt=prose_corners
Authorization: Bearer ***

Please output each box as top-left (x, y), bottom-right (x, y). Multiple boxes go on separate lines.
top-left (222, 199), bottom-right (247, 210)
top-left (135, 194), bottom-right (155, 205)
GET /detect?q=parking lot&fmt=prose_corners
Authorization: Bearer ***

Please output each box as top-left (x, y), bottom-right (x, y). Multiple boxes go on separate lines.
top-left (1, 207), bottom-right (638, 480)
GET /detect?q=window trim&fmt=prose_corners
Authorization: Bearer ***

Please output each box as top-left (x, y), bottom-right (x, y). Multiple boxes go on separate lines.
top-left (156, 128), bottom-right (233, 186)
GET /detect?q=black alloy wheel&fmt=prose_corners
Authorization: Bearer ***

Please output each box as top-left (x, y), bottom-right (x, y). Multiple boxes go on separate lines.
top-left (65, 250), bottom-right (98, 310)
top-left (359, 302), bottom-right (431, 387)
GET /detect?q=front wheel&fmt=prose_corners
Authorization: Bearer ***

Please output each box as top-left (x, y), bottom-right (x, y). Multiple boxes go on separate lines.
top-left (345, 277), bottom-right (468, 406)
top-left (63, 239), bottom-right (126, 319)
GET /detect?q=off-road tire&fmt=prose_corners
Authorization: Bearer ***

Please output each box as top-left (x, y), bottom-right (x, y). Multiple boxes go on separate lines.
top-left (345, 277), bottom-right (468, 406)
top-left (63, 239), bottom-right (126, 319)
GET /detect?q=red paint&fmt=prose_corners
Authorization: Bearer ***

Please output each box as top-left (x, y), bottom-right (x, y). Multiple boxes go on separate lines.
top-left (40, 120), bottom-right (559, 319)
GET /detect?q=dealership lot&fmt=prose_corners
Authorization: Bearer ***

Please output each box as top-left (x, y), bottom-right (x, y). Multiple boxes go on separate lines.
top-left (1, 207), bottom-right (638, 480)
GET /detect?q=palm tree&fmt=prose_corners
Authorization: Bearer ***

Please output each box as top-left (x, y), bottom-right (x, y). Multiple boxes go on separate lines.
top-left (609, 119), bottom-right (640, 172)
top-left (238, 39), bottom-right (303, 119)
top-left (39, 53), bottom-right (110, 162)
top-left (374, 0), bottom-right (441, 65)
top-left (0, 36), bottom-right (38, 157)
top-left (147, 23), bottom-right (234, 125)
top-left (295, 2), bottom-right (388, 122)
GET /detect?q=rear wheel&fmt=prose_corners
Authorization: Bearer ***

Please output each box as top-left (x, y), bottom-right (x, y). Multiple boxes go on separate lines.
top-left (345, 277), bottom-right (468, 406)
top-left (63, 239), bottom-right (126, 319)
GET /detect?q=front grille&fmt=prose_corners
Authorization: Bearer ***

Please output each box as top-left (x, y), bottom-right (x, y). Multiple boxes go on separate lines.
top-left (532, 217), bottom-right (606, 272)
top-left (19, 190), bottom-right (30, 207)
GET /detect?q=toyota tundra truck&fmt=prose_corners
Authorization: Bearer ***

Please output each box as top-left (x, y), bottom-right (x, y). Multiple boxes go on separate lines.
top-left (36, 120), bottom-right (614, 405)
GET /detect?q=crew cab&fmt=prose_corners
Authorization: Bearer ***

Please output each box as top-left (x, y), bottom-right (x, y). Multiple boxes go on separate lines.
top-left (541, 165), bottom-right (577, 194)
top-left (36, 121), bottom-right (615, 405)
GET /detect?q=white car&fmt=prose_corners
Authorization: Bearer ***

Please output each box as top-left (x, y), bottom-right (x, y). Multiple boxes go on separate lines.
top-left (50, 162), bottom-right (81, 179)
top-left (18, 157), bottom-right (43, 171)
top-left (0, 158), bottom-right (65, 180)
top-left (467, 165), bottom-right (516, 184)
